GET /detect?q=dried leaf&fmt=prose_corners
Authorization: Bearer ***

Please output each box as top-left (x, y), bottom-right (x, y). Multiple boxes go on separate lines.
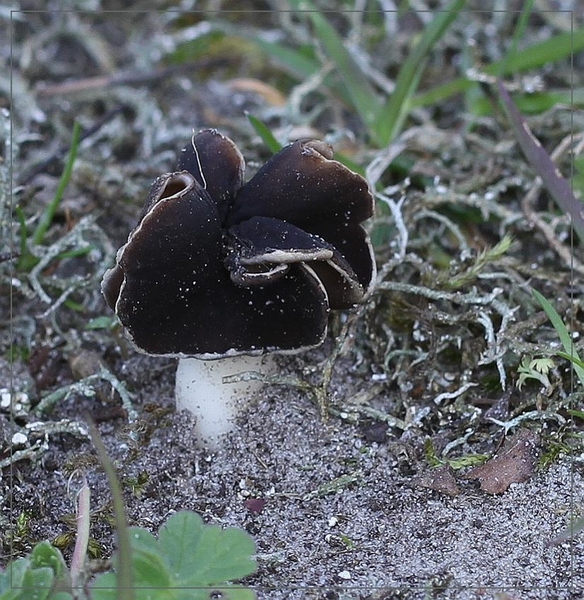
top-left (467, 429), bottom-right (538, 494)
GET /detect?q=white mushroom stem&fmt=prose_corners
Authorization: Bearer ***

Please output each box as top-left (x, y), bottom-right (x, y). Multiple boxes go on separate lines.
top-left (175, 354), bottom-right (276, 449)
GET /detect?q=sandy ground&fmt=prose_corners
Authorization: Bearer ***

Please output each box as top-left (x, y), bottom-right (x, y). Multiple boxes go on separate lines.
top-left (3, 350), bottom-right (582, 599)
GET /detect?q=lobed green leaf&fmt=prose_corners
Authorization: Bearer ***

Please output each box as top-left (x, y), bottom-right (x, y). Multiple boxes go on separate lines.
top-left (158, 511), bottom-right (256, 587)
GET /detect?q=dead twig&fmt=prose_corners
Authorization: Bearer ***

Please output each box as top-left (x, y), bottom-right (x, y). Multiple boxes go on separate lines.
top-left (520, 131), bottom-right (584, 275)
top-left (34, 58), bottom-right (229, 98)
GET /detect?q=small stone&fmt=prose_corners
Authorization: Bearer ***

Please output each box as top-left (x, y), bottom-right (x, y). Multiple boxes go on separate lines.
top-left (414, 464), bottom-right (460, 497)
top-left (243, 498), bottom-right (266, 514)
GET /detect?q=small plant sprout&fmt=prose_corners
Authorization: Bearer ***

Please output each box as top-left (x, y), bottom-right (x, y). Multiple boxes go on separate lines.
top-left (102, 129), bottom-right (375, 448)
top-left (517, 355), bottom-right (554, 393)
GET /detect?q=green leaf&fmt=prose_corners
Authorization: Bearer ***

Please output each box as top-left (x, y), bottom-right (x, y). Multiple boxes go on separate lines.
top-left (158, 511), bottom-right (256, 587)
top-left (32, 121), bottom-right (81, 246)
top-left (127, 529), bottom-right (172, 589)
top-left (0, 544), bottom-right (72, 600)
top-left (447, 454), bottom-right (489, 469)
top-left (0, 558), bottom-right (29, 597)
top-left (30, 541), bottom-right (68, 578)
top-left (20, 566), bottom-right (54, 600)
top-left (91, 512), bottom-right (257, 599)
top-left (88, 573), bottom-right (117, 600)
top-left (85, 316), bottom-right (117, 331)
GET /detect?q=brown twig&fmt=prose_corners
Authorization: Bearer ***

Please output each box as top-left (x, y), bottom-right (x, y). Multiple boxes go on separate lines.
top-left (520, 131), bottom-right (584, 275)
top-left (34, 58), bottom-right (229, 97)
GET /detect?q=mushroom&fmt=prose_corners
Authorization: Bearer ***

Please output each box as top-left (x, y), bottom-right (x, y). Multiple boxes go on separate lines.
top-left (102, 129), bottom-right (375, 448)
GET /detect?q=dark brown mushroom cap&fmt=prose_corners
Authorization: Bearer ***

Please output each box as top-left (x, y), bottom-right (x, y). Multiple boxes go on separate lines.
top-left (101, 129), bottom-right (376, 358)
top-left (226, 217), bottom-right (366, 308)
top-left (177, 129), bottom-right (244, 222)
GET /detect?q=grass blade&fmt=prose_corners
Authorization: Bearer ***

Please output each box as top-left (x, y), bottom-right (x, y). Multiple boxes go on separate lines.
top-left (246, 113), bottom-right (281, 153)
top-left (375, 0), bottom-right (466, 146)
top-left (413, 26), bottom-right (584, 109)
top-left (557, 352), bottom-right (584, 371)
top-left (32, 120), bottom-right (81, 246)
top-left (252, 37), bottom-right (319, 81)
top-left (498, 0), bottom-right (534, 77)
top-left (289, 0), bottom-right (381, 139)
top-left (532, 289), bottom-right (584, 386)
top-left (497, 79), bottom-right (584, 243)
top-left (470, 88), bottom-right (584, 116)
top-left (251, 36), bottom-right (355, 109)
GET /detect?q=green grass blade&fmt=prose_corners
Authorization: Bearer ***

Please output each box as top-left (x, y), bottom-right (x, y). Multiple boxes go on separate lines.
top-left (252, 36), bottom-right (356, 109)
top-left (375, 0), bottom-right (466, 146)
top-left (532, 289), bottom-right (584, 386)
top-left (32, 121), bottom-right (81, 246)
top-left (557, 352), bottom-right (584, 371)
top-left (498, 0), bottom-right (534, 77)
top-left (500, 26), bottom-right (584, 72)
top-left (289, 0), bottom-right (381, 139)
top-left (246, 114), bottom-right (281, 153)
top-left (413, 26), bottom-right (584, 109)
top-left (470, 88), bottom-right (584, 116)
top-left (252, 37), bottom-right (319, 81)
